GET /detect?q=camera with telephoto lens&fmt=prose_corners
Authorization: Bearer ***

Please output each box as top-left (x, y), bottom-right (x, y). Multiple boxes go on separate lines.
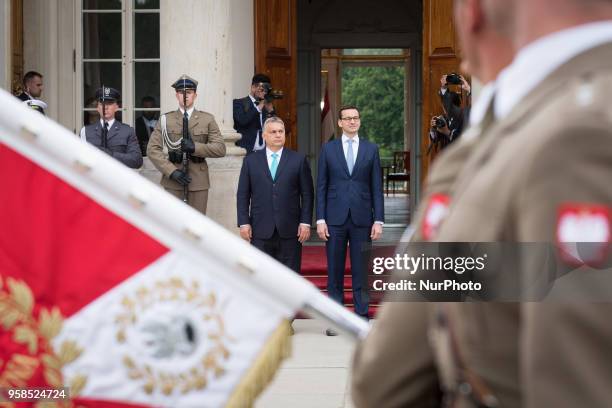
top-left (446, 73), bottom-right (463, 85)
top-left (434, 116), bottom-right (447, 128)
top-left (261, 82), bottom-right (284, 102)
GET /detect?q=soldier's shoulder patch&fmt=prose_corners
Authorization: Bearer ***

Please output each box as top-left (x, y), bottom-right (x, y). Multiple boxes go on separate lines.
top-left (556, 203), bottom-right (610, 266)
top-left (422, 193), bottom-right (450, 241)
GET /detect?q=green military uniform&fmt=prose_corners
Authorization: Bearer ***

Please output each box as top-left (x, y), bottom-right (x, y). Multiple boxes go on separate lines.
top-left (433, 42), bottom-right (612, 408)
top-left (354, 42), bottom-right (612, 408)
top-left (147, 75), bottom-right (226, 214)
top-left (351, 106), bottom-right (491, 408)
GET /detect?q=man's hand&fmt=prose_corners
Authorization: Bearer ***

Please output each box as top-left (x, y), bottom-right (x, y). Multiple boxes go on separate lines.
top-left (240, 225), bottom-right (252, 242)
top-left (317, 222), bottom-right (330, 241)
top-left (181, 137), bottom-right (195, 154)
top-left (460, 75), bottom-right (471, 94)
top-left (440, 74), bottom-right (448, 88)
top-left (264, 101), bottom-right (275, 113)
top-left (297, 224), bottom-right (311, 243)
top-left (438, 122), bottom-right (451, 136)
top-left (256, 99), bottom-right (266, 111)
top-left (169, 170), bottom-right (191, 186)
top-left (430, 116), bottom-right (438, 128)
top-left (371, 223), bottom-right (383, 241)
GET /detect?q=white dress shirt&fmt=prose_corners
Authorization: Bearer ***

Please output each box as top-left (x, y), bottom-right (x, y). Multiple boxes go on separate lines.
top-left (249, 94), bottom-right (265, 151)
top-left (495, 21), bottom-right (612, 120)
top-left (342, 134), bottom-right (359, 161)
top-left (100, 118), bottom-right (116, 129)
top-left (266, 147), bottom-right (283, 167)
top-left (179, 106), bottom-right (195, 120)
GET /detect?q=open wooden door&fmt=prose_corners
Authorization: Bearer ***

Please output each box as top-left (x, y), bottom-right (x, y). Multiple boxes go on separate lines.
top-left (11, 0), bottom-right (24, 95)
top-left (421, 0), bottom-right (463, 182)
top-left (254, 0), bottom-right (298, 150)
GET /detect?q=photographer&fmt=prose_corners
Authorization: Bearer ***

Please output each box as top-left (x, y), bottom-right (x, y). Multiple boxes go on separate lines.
top-left (440, 72), bottom-right (471, 125)
top-left (233, 73), bottom-right (278, 155)
top-left (429, 74), bottom-right (470, 152)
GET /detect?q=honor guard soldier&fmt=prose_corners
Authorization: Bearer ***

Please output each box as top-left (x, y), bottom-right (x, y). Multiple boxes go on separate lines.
top-left (79, 86), bottom-right (143, 169)
top-left (147, 74), bottom-right (226, 214)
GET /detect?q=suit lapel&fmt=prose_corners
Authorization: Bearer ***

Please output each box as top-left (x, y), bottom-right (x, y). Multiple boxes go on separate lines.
top-left (274, 149), bottom-right (290, 181)
top-left (352, 139), bottom-right (366, 175)
top-left (257, 150), bottom-right (273, 182)
top-left (107, 122), bottom-right (121, 142)
top-left (334, 139), bottom-right (350, 176)
top-left (94, 123), bottom-right (102, 141)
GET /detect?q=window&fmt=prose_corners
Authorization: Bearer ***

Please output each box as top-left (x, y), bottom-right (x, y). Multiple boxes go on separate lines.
top-left (79, 0), bottom-right (160, 128)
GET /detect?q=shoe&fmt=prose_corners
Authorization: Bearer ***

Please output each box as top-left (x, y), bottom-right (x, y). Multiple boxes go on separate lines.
top-left (325, 328), bottom-right (338, 336)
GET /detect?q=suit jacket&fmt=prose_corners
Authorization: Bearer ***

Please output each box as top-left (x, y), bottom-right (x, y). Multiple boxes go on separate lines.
top-left (135, 115), bottom-right (156, 156)
top-left (80, 121), bottom-right (143, 169)
top-left (316, 138), bottom-right (384, 227)
top-left (431, 42), bottom-right (612, 408)
top-left (147, 109), bottom-right (226, 191)
top-left (233, 96), bottom-right (275, 152)
top-left (237, 149), bottom-right (314, 239)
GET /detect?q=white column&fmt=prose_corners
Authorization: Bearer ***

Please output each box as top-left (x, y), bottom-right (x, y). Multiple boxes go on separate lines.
top-left (160, 0), bottom-right (253, 233)
top-left (0, 0), bottom-right (10, 92)
top-left (22, 0), bottom-right (76, 130)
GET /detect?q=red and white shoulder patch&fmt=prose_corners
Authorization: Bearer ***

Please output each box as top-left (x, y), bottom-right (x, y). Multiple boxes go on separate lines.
top-left (556, 204), bottom-right (610, 266)
top-left (422, 193), bottom-right (450, 241)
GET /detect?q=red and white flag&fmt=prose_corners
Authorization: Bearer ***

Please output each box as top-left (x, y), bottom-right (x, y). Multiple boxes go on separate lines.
top-left (321, 81), bottom-right (336, 143)
top-left (0, 90), bottom-right (367, 407)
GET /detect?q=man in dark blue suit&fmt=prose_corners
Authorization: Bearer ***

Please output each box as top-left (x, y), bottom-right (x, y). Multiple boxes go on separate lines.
top-left (316, 105), bottom-right (384, 335)
top-left (233, 74), bottom-right (277, 155)
top-left (237, 117), bottom-right (314, 273)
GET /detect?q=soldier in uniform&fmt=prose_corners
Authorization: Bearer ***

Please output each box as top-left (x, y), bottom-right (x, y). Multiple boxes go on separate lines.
top-left (79, 87), bottom-right (143, 169)
top-left (354, 0), bottom-right (612, 407)
top-left (147, 74), bottom-right (226, 214)
top-left (351, 0), bottom-right (516, 406)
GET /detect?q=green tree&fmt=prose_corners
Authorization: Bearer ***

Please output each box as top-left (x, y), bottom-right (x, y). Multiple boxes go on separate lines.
top-left (342, 65), bottom-right (404, 164)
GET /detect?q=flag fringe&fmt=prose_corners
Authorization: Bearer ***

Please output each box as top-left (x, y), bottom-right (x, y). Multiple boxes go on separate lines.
top-left (225, 319), bottom-right (292, 408)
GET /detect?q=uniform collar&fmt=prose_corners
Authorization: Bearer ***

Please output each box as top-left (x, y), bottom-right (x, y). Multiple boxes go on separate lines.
top-left (469, 82), bottom-right (496, 127)
top-left (100, 118), bottom-right (116, 129)
top-left (179, 106), bottom-right (195, 119)
top-left (496, 21), bottom-right (612, 120)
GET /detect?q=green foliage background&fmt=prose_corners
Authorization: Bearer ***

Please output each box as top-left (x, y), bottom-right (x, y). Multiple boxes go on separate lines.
top-left (342, 64), bottom-right (405, 165)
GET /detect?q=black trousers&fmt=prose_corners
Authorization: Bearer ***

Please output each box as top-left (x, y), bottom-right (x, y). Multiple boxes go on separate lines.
top-left (252, 228), bottom-right (302, 273)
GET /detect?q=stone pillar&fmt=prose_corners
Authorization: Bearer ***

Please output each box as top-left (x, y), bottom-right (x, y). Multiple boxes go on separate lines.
top-left (0, 1), bottom-right (9, 91)
top-left (160, 0), bottom-right (253, 233)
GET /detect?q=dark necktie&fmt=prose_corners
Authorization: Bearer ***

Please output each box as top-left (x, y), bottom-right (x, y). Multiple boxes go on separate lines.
top-left (102, 122), bottom-right (109, 148)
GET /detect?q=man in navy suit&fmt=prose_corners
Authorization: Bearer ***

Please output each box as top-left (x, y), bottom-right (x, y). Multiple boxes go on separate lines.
top-left (233, 74), bottom-right (277, 155)
top-left (237, 117), bottom-right (314, 273)
top-left (317, 105), bottom-right (384, 335)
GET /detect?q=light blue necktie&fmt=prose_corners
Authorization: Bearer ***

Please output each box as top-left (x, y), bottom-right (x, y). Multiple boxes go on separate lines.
top-left (347, 139), bottom-right (355, 174)
top-left (270, 153), bottom-right (279, 180)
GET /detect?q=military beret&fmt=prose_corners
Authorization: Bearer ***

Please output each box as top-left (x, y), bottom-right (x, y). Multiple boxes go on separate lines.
top-left (172, 74), bottom-right (198, 91)
top-left (95, 86), bottom-right (120, 102)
